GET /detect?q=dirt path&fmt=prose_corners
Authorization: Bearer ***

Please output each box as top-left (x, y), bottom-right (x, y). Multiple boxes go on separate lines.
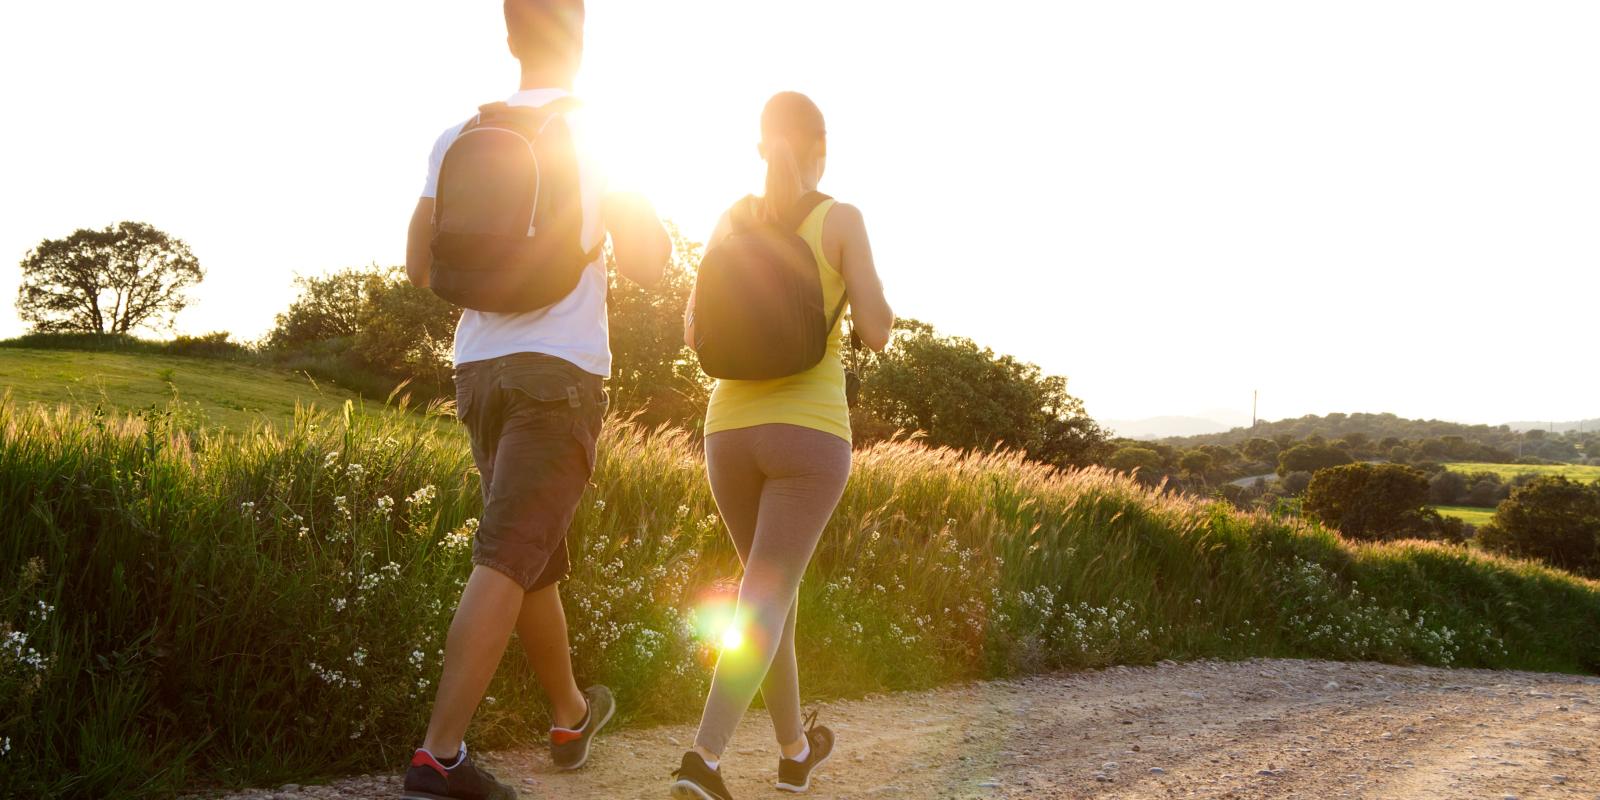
top-left (230, 659), bottom-right (1600, 799)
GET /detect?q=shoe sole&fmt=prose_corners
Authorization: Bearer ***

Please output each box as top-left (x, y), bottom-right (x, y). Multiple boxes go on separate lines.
top-left (556, 695), bottom-right (617, 771)
top-left (775, 747), bottom-right (834, 793)
top-left (669, 779), bottom-right (720, 800)
top-left (402, 790), bottom-right (516, 800)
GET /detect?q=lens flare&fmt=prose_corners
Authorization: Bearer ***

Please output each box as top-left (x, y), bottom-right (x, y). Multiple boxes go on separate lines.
top-left (690, 580), bottom-right (742, 656)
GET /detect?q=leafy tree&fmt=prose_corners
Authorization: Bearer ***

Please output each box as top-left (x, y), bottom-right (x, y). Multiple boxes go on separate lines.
top-left (1302, 463), bottom-right (1435, 541)
top-left (1107, 446), bottom-right (1164, 478)
top-left (267, 269), bottom-right (386, 350)
top-left (856, 322), bottom-right (1107, 466)
top-left (1198, 444), bottom-right (1237, 468)
top-left (1178, 450), bottom-right (1213, 479)
top-left (1478, 477), bottom-right (1600, 577)
top-left (1466, 477), bottom-right (1507, 509)
top-left (1428, 470), bottom-right (1467, 505)
top-left (606, 224), bottom-right (710, 428)
top-left (1276, 443), bottom-right (1354, 477)
top-left (355, 275), bottom-right (459, 392)
top-left (17, 222), bottom-right (203, 334)
top-left (266, 265), bottom-right (458, 399)
top-left (1242, 437), bottom-right (1279, 464)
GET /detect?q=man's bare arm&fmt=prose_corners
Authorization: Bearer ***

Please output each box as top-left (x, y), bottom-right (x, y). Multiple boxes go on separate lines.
top-left (405, 199), bottom-right (435, 288)
top-left (604, 192), bottom-right (669, 287)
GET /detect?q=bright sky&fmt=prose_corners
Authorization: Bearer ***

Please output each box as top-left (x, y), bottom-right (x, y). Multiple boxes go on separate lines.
top-left (2, 1), bottom-right (1596, 427)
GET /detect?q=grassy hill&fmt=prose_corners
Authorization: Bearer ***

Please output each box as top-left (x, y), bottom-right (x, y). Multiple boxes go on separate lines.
top-left (0, 346), bottom-right (389, 431)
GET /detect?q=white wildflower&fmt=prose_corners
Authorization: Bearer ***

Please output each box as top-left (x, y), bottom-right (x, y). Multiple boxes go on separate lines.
top-left (407, 485), bottom-right (438, 508)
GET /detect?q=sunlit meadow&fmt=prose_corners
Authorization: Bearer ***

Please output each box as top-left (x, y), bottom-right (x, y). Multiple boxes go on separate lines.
top-left (2, 396), bottom-right (1598, 798)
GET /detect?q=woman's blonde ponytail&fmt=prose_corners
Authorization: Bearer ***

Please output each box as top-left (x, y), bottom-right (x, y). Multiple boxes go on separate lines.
top-left (758, 92), bottom-right (826, 225)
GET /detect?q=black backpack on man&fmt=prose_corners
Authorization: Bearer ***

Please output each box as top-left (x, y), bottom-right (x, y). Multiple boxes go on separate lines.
top-left (429, 98), bottom-right (602, 314)
top-left (691, 191), bottom-right (848, 381)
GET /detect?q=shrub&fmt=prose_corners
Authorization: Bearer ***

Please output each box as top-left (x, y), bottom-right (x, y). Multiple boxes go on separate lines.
top-left (1302, 463), bottom-right (1434, 541)
top-left (1281, 470), bottom-right (1314, 497)
top-left (1478, 477), bottom-right (1600, 578)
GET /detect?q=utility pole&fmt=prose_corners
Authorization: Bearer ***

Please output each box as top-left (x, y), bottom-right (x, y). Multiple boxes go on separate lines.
top-left (1252, 390), bottom-right (1258, 429)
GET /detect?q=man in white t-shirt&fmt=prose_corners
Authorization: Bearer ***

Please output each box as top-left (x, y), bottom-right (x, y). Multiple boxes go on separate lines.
top-left (399, 2), bottom-right (668, 797)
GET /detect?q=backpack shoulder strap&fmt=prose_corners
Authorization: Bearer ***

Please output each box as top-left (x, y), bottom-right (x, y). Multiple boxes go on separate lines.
top-left (783, 191), bottom-right (833, 233)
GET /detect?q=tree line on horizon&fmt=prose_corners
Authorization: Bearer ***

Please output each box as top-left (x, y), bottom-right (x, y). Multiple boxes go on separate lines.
top-left (10, 221), bottom-right (1113, 472)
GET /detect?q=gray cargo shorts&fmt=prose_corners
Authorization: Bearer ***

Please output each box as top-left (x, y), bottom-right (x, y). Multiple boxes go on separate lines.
top-left (453, 352), bottom-right (606, 591)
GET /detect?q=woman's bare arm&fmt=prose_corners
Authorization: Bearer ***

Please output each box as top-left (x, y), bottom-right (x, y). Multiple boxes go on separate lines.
top-left (827, 203), bottom-right (894, 351)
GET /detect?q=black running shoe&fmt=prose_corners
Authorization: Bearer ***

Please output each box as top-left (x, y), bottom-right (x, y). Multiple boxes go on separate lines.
top-left (670, 751), bottom-right (733, 800)
top-left (400, 747), bottom-right (517, 800)
top-left (550, 684), bottom-right (616, 770)
top-left (776, 710), bottom-right (835, 793)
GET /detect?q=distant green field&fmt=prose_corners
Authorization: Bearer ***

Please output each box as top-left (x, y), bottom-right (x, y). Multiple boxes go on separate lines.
top-left (1432, 505), bottom-right (1497, 526)
top-left (0, 347), bottom-right (371, 430)
top-left (1442, 461), bottom-right (1600, 483)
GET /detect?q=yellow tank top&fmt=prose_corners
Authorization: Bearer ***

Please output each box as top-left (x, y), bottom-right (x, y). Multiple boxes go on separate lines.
top-left (704, 198), bottom-right (850, 443)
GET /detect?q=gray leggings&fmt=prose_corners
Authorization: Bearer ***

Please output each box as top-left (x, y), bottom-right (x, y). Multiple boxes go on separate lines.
top-left (694, 423), bottom-right (853, 756)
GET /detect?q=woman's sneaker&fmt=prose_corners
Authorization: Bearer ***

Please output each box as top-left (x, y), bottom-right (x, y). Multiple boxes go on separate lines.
top-left (775, 711), bottom-right (835, 793)
top-left (550, 685), bottom-right (617, 770)
top-left (400, 747), bottom-right (517, 800)
top-left (670, 751), bottom-right (734, 800)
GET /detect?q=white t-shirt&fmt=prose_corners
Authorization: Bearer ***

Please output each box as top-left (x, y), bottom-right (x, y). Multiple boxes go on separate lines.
top-left (421, 89), bottom-right (611, 376)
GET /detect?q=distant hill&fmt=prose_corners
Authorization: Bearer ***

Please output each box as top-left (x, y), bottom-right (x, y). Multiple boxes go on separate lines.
top-left (1504, 418), bottom-right (1600, 434)
top-left (1105, 416), bottom-right (1234, 440)
top-left (1162, 412), bottom-right (1516, 448)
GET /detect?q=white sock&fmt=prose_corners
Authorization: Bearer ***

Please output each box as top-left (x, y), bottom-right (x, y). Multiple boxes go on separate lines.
top-left (703, 755), bottom-right (720, 771)
top-left (787, 739), bottom-right (811, 763)
top-left (425, 743), bottom-right (467, 769)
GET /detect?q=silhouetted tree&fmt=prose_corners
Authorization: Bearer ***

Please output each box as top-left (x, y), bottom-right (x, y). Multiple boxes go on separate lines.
top-left (17, 222), bottom-right (204, 334)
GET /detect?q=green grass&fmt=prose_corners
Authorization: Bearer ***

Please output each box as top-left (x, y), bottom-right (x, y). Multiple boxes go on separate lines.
top-left (2, 395), bottom-right (1597, 799)
top-left (1432, 505), bottom-right (1497, 526)
top-left (1443, 461), bottom-right (1600, 483)
top-left (0, 347), bottom-right (365, 431)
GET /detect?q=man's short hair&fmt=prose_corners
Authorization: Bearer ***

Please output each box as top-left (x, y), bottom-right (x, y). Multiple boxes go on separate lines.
top-left (505, 0), bottom-right (585, 72)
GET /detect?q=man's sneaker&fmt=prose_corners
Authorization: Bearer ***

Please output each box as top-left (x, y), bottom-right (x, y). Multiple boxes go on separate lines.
top-left (775, 710), bottom-right (835, 793)
top-left (400, 747), bottom-right (517, 800)
top-left (550, 684), bottom-right (616, 770)
top-left (670, 751), bottom-right (734, 800)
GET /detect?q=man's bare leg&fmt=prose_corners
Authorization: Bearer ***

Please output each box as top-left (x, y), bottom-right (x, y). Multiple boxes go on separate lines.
top-left (422, 565), bottom-right (525, 757)
top-left (516, 582), bottom-right (588, 729)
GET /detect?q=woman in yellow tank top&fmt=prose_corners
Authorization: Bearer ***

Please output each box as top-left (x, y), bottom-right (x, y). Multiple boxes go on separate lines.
top-left (673, 92), bottom-right (893, 799)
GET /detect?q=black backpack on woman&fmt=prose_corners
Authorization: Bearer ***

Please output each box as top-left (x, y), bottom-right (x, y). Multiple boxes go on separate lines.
top-left (691, 192), bottom-right (846, 380)
top-left (429, 99), bottom-right (603, 313)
